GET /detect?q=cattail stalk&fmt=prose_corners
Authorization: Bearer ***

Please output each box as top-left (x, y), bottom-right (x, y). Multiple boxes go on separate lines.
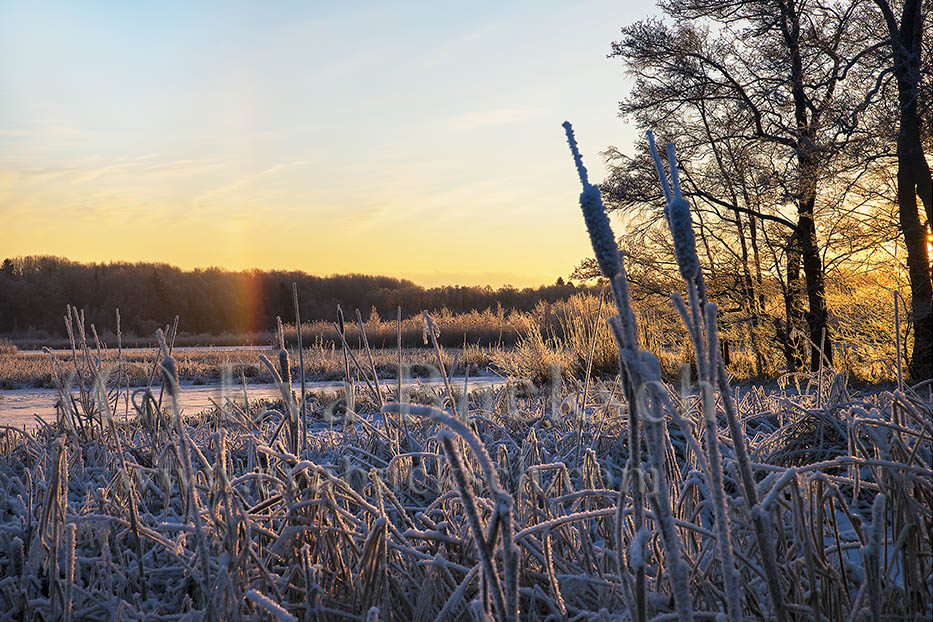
top-left (63, 522), bottom-right (75, 622)
top-left (565, 121), bottom-right (693, 621)
top-left (865, 494), bottom-right (885, 622)
top-left (439, 433), bottom-right (507, 621)
top-left (276, 317), bottom-right (297, 454)
top-left (293, 283), bottom-right (308, 456)
top-left (422, 312), bottom-right (458, 419)
top-left (647, 131), bottom-right (786, 622)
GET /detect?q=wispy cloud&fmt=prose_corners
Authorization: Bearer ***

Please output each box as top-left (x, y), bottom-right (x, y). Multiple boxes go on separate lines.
top-left (67, 155), bottom-right (158, 184)
top-left (0, 125), bottom-right (100, 138)
top-left (140, 158), bottom-right (224, 176)
top-left (0, 154), bottom-right (228, 187)
top-left (191, 161), bottom-right (312, 210)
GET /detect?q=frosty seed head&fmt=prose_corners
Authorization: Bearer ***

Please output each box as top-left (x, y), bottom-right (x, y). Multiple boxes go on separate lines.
top-left (161, 355), bottom-right (178, 385)
top-left (580, 185), bottom-right (620, 279)
top-left (563, 121), bottom-right (619, 279)
top-left (155, 328), bottom-right (178, 392)
top-left (666, 196), bottom-right (701, 281)
top-left (646, 131), bottom-right (701, 283)
top-left (275, 316), bottom-right (290, 380)
top-left (278, 347), bottom-right (290, 383)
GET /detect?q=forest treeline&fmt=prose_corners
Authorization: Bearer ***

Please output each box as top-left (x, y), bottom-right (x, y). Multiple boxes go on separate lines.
top-left (0, 256), bottom-right (587, 341)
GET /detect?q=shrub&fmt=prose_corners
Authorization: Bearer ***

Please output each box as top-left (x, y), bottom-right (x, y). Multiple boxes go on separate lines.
top-left (0, 337), bottom-right (17, 355)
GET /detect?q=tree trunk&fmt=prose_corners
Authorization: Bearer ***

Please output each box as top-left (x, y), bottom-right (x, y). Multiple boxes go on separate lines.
top-left (895, 0), bottom-right (933, 229)
top-left (726, 163), bottom-right (767, 376)
top-left (784, 235), bottom-right (808, 371)
top-left (879, 0), bottom-right (933, 380)
top-left (797, 185), bottom-right (832, 369)
top-left (897, 149), bottom-right (933, 379)
top-left (782, 0), bottom-right (833, 370)
top-left (744, 183), bottom-right (772, 374)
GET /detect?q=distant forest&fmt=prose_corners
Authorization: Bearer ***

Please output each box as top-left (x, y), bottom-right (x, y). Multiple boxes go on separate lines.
top-left (0, 256), bottom-right (586, 340)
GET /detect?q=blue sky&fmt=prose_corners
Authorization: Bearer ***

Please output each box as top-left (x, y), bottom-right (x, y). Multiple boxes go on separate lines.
top-left (0, 0), bottom-right (653, 286)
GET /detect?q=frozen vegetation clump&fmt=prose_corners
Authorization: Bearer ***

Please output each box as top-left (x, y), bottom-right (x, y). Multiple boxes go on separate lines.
top-left (0, 130), bottom-right (929, 622)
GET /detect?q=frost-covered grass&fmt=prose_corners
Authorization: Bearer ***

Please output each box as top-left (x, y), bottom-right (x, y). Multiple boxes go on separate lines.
top-left (0, 345), bottom-right (504, 391)
top-left (0, 127), bottom-right (929, 621)
top-left (0, 334), bottom-right (929, 621)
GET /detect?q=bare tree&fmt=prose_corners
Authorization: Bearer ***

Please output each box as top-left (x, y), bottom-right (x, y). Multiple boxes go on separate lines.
top-left (607, 0), bottom-right (884, 370)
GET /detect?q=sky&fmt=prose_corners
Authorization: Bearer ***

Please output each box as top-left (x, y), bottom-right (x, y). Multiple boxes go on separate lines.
top-left (0, 0), bottom-right (651, 287)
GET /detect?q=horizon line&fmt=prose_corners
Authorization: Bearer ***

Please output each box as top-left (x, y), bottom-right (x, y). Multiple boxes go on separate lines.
top-left (1, 253), bottom-right (583, 290)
